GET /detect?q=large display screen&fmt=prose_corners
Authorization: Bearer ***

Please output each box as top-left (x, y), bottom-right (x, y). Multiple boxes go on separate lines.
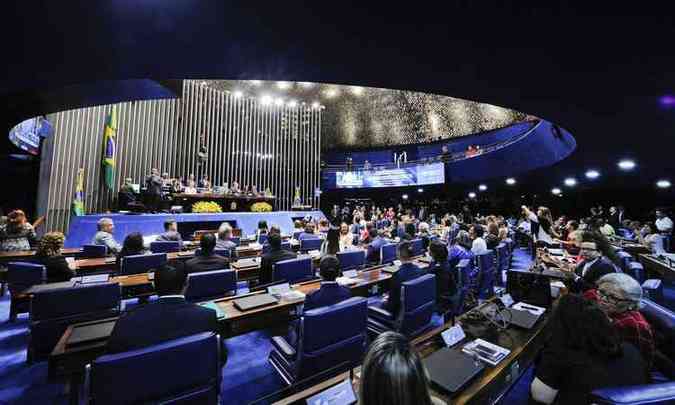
top-left (335, 162), bottom-right (445, 189)
top-left (8, 117), bottom-right (53, 155)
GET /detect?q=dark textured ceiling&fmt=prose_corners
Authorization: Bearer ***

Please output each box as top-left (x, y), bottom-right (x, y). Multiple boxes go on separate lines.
top-left (1, 2), bottom-right (674, 202)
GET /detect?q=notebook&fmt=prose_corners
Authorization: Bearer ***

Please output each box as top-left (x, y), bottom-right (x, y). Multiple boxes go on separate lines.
top-left (233, 294), bottom-right (279, 311)
top-left (67, 321), bottom-right (116, 346)
top-left (306, 379), bottom-right (356, 405)
top-left (423, 348), bottom-right (485, 393)
top-left (198, 301), bottom-right (227, 319)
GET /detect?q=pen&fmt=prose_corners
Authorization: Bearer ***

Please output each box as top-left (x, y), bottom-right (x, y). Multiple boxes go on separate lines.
top-left (519, 304), bottom-right (540, 311)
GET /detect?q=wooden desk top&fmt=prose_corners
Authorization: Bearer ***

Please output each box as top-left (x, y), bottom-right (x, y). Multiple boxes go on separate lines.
top-left (0, 247), bottom-right (82, 260)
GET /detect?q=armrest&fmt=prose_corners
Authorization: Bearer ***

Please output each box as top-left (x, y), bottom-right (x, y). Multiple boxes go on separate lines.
top-left (590, 382), bottom-right (675, 405)
top-left (271, 336), bottom-right (296, 360)
top-left (368, 305), bottom-right (394, 322)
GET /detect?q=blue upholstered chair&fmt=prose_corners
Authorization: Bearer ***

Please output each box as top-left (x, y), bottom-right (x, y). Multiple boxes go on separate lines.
top-left (410, 238), bottom-right (425, 256)
top-left (380, 243), bottom-right (398, 265)
top-left (589, 382), bottom-right (675, 405)
top-left (29, 282), bottom-right (121, 361)
top-left (82, 244), bottom-right (107, 258)
top-left (336, 250), bottom-right (365, 271)
top-left (149, 241), bottom-right (181, 253)
top-left (274, 257), bottom-right (314, 284)
top-left (195, 248), bottom-right (231, 258)
top-left (7, 262), bottom-right (45, 322)
top-left (258, 234), bottom-right (269, 245)
top-left (640, 299), bottom-right (674, 363)
top-left (299, 238), bottom-right (323, 252)
top-left (627, 261), bottom-right (645, 284)
top-left (292, 231), bottom-right (302, 240)
top-left (269, 297), bottom-right (368, 385)
top-left (495, 243), bottom-right (510, 284)
top-left (367, 274), bottom-right (436, 338)
top-left (184, 269), bottom-right (237, 302)
top-left (616, 250), bottom-right (634, 272)
top-left (643, 279), bottom-right (664, 303)
top-left (86, 332), bottom-right (221, 404)
top-left (262, 241), bottom-right (291, 255)
top-left (119, 253), bottom-right (168, 276)
top-left (474, 251), bottom-right (497, 299)
top-left (230, 237), bottom-right (241, 247)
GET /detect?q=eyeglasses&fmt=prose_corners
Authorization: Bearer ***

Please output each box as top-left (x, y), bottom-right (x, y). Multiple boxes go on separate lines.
top-left (597, 289), bottom-right (632, 306)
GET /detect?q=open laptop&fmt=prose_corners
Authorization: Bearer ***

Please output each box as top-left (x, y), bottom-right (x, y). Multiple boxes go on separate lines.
top-left (423, 347), bottom-right (484, 394)
top-left (506, 270), bottom-right (552, 308)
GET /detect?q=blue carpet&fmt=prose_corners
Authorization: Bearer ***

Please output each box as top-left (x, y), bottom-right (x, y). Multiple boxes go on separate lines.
top-left (0, 248), bottom-right (671, 404)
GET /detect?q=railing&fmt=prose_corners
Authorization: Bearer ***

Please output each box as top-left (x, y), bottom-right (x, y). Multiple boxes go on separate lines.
top-left (322, 120), bottom-right (542, 173)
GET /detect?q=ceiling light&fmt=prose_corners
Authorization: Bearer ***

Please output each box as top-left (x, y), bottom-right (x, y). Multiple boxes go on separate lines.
top-left (274, 98), bottom-right (284, 106)
top-left (233, 90), bottom-right (243, 99)
top-left (585, 169), bottom-right (600, 179)
top-left (468, 192), bottom-right (476, 199)
top-left (506, 178), bottom-right (516, 185)
top-left (402, 194), bottom-right (409, 200)
top-left (350, 86), bottom-right (364, 96)
top-left (250, 80), bottom-right (262, 86)
top-left (276, 81), bottom-right (292, 90)
top-left (656, 179), bottom-right (671, 189)
top-left (287, 100), bottom-right (298, 108)
top-left (478, 184), bottom-right (487, 191)
top-left (299, 82), bottom-right (314, 88)
top-left (417, 188), bottom-right (423, 193)
top-left (618, 159), bottom-right (636, 170)
top-left (260, 95), bottom-right (272, 106)
top-left (551, 187), bottom-right (562, 195)
top-left (564, 178), bottom-right (577, 187)
top-left (324, 87), bottom-right (339, 98)
top-left (311, 101), bottom-right (320, 109)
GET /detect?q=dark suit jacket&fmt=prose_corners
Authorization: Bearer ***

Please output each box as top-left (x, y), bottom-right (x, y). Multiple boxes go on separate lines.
top-left (38, 255), bottom-right (76, 283)
top-left (156, 231), bottom-right (183, 246)
top-left (304, 282), bottom-right (351, 312)
top-left (184, 254), bottom-right (229, 274)
top-left (572, 256), bottom-right (616, 292)
top-left (260, 248), bottom-right (297, 284)
top-left (366, 237), bottom-right (387, 263)
top-left (386, 262), bottom-right (423, 315)
top-left (106, 296), bottom-right (219, 354)
top-left (428, 260), bottom-right (457, 298)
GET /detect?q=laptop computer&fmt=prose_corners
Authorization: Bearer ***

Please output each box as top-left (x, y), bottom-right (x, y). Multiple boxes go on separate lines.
top-left (67, 320), bottom-right (116, 347)
top-left (233, 293), bottom-right (279, 311)
top-left (506, 271), bottom-right (552, 308)
top-left (423, 347), bottom-right (484, 394)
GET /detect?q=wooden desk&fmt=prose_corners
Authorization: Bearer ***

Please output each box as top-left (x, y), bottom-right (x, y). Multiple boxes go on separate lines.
top-left (639, 254), bottom-right (675, 282)
top-left (611, 241), bottom-right (651, 256)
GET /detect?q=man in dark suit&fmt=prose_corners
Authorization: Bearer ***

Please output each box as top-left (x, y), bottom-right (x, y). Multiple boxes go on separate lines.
top-left (144, 168), bottom-right (163, 213)
top-left (366, 229), bottom-right (387, 264)
top-left (106, 265), bottom-right (220, 355)
top-left (570, 241), bottom-right (617, 292)
top-left (260, 233), bottom-right (297, 284)
top-left (184, 233), bottom-right (229, 274)
top-left (156, 219), bottom-right (183, 247)
top-left (384, 241), bottom-right (423, 314)
top-left (304, 255), bottom-right (351, 311)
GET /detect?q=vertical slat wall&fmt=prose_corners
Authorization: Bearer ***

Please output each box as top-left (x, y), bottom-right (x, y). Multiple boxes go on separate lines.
top-left (40, 80), bottom-right (322, 233)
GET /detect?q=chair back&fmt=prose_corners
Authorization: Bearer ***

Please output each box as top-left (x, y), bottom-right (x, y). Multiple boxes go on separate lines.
top-left (336, 250), bottom-right (365, 271)
top-left (380, 243), bottom-right (398, 265)
top-left (293, 230), bottom-right (302, 240)
top-left (185, 270), bottom-right (237, 302)
top-left (88, 332), bottom-right (220, 405)
top-left (589, 382), bottom-right (675, 405)
top-left (195, 248), bottom-right (231, 258)
top-left (150, 241), bottom-right (181, 253)
top-left (474, 251), bottom-right (497, 299)
top-left (496, 243), bottom-right (510, 273)
top-left (627, 261), bottom-right (645, 283)
top-left (300, 238), bottom-right (323, 252)
top-left (398, 274), bottom-right (436, 337)
top-left (120, 253), bottom-right (168, 276)
top-left (299, 297), bottom-right (367, 379)
top-left (410, 238), bottom-right (424, 256)
top-left (274, 257), bottom-right (314, 283)
top-left (7, 262), bottom-right (45, 293)
top-left (456, 258), bottom-right (474, 288)
top-left (258, 234), bottom-right (269, 244)
top-left (640, 299), bottom-right (675, 360)
top-left (616, 251), bottom-right (634, 271)
top-left (262, 241), bottom-right (291, 255)
top-left (82, 244), bottom-right (107, 258)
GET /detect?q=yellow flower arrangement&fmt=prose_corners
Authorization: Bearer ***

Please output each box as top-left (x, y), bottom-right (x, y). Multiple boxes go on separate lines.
top-left (192, 201), bottom-right (222, 213)
top-left (251, 202), bottom-right (273, 212)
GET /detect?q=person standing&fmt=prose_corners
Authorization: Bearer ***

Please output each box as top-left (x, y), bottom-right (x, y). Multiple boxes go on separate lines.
top-left (655, 208), bottom-right (673, 252)
top-left (145, 168), bottom-right (163, 213)
top-left (0, 209), bottom-right (37, 252)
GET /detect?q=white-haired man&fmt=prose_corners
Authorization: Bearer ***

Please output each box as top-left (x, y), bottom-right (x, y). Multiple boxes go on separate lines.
top-left (91, 217), bottom-right (121, 254)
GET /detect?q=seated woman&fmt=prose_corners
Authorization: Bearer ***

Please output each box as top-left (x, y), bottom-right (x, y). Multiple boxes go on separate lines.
top-left (637, 223), bottom-right (666, 254)
top-left (116, 232), bottom-right (147, 270)
top-left (321, 226), bottom-right (341, 256)
top-left (0, 209), bottom-right (37, 252)
top-left (530, 294), bottom-right (648, 405)
top-left (317, 218), bottom-right (331, 234)
top-left (556, 221), bottom-right (581, 256)
top-left (428, 240), bottom-right (458, 313)
top-left (418, 222), bottom-right (432, 250)
top-left (360, 331), bottom-right (442, 405)
top-left (583, 273), bottom-right (656, 369)
top-left (36, 231), bottom-right (76, 283)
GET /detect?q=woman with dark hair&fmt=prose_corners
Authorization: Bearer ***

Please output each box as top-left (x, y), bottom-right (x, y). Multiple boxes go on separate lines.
top-left (36, 231), bottom-right (76, 282)
top-left (0, 209), bottom-right (37, 252)
top-left (522, 205), bottom-right (560, 247)
top-left (321, 226), bottom-right (341, 256)
top-left (530, 294), bottom-right (647, 404)
top-left (116, 232), bottom-right (147, 269)
top-left (360, 331), bottom-right (439, 405)
top-left (428, 240), bottom-right (457, 312)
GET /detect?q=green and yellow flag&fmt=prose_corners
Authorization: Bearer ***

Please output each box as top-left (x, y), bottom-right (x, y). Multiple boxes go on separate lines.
top-left (102, 105), bottom-right (117, 189)
top-left (71, 168), bottom-right (85, 216)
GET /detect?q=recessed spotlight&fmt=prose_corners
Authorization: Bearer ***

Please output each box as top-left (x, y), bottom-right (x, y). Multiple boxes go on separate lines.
top-left (551, 187), bottom-right (562, 195)
top-left (233, 90), bottom-right (243, 99)
top-left (564, 178), bottom-right (577, 187)
top-left (618, 159), bottom-right (636, 170)
top-left (324, 87), bottom-right (339, 98)
top-left (585, 170), bottom-right (600, 179)
top-left (417, 188), bottom-right (423, 193)
top-left (402, 194), bottom-right (409, 200)
top-left (260, 95), bottom-right (272, 105)
top-left (468, 192), bottom-right (477, 199)
top-left (656, 179), bottom-right (671, 189)
top-left (311, 101), bottom-right (320, 109)
top-left (299, 82), bottom-right (314, 88)
top-left (287, 100), bottom-right (298, 108)
top-left (276, 81), bottom-right (292, 90)
top-left (274, 98), bottom-right (284, 106)
top-left (250, 80), bottom-right (262, 86)
top-left (478, 184), bottom-right (487, 191)
top-left (506, 178), bottom-right (516, 185)
top-left (350, 86), bottom-right (364, 96)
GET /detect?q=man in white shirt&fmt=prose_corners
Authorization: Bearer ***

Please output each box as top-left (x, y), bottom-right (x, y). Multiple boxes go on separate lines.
top-left (470, 224), bottom-right (488, 255)
top-left (597, 218), bottom-right (615, 237)
top-left (655, 209), bottom-right (673, 234)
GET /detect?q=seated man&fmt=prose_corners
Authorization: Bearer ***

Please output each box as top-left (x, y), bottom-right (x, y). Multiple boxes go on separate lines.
top-left (366, 229), bottom-right (387, 264)
top-left (91, 217), bottom-right (122, 254)
top-left (215, 222), bottom-right (237, 251)
top-left (106, 265), bottom-right (219, 355)
top-left (260, 233), bottom-right (297, 284)
top-left (184, 233), bottom-right (229, 274)
top-left (298, 223), bottom-right (319, 241)
top-left (569, 241), bottom-right (616, 292)
top-left (304, 255), bottom-right (351, 311)
top-left (383, 241), bottom-right (423, 314)
top-left (156, 218), bottom-right (183, 247)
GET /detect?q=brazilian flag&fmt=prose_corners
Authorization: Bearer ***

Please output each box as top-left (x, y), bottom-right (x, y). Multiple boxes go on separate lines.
top-left (72, 168), bottom-right (85, 216)
top-left (102, 105), bottom-right (117, 190)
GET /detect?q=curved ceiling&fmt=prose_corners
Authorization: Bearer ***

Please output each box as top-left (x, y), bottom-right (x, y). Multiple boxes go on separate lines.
top-left (2, 2), bottom-right (674, 197)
